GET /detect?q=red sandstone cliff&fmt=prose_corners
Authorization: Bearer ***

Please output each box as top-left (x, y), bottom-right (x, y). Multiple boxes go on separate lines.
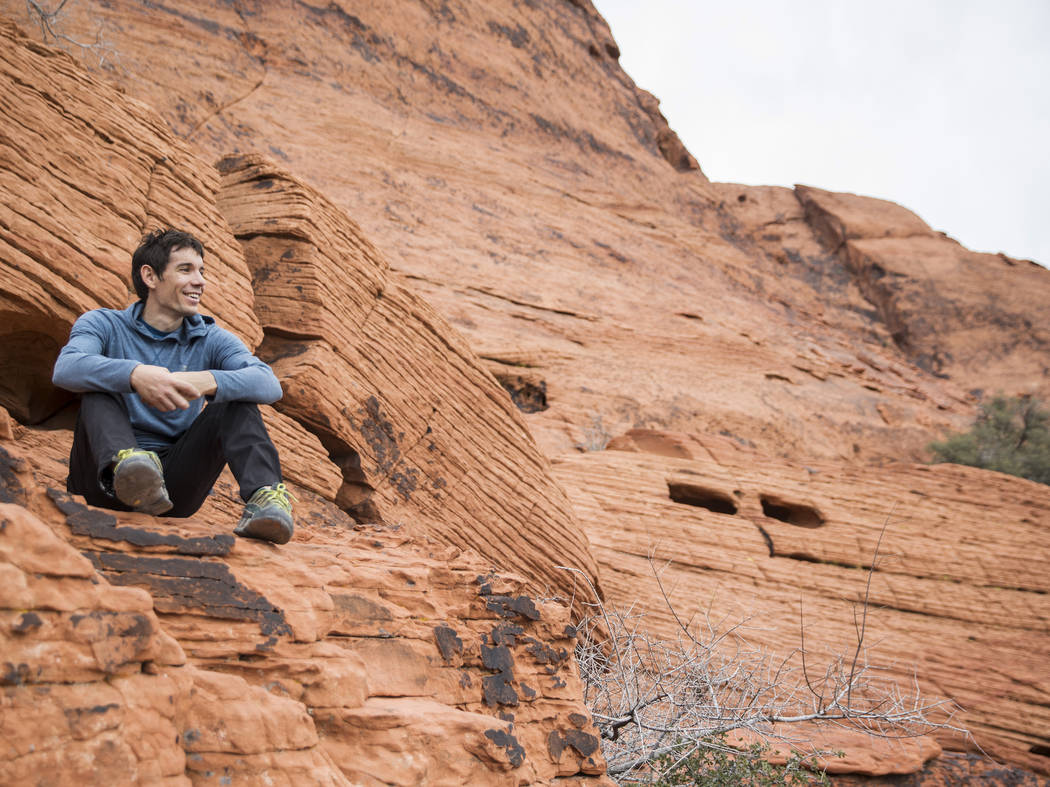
top-left (1, 0), bottom-right (1049, 783)
top-left (0, 20), bottom-right (607, 784)
top-left (10, 0), bottom-right (1047, 463)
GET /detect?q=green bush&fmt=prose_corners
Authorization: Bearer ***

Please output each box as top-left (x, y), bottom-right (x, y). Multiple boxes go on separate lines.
top-left (929, 395), bottom-right (1050, 485)
top-left (652, 733), bottom-right (831, 786)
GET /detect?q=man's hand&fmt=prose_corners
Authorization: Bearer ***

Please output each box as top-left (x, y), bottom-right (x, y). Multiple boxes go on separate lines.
top-left (130, 365), bottom-right (209, 411)
top-left (171, 371), bottom-right (217, 399)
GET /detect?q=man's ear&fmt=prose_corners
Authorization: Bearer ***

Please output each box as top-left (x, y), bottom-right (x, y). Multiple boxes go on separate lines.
top-left (140, 264), bottom-right (159, 290)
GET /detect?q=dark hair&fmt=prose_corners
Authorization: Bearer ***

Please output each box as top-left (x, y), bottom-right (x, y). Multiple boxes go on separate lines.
top-left (131, 229), bottom-right (205, 301)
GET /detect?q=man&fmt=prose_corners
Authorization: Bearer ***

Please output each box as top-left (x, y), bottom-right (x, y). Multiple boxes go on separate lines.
top-left (52, 228), bottom-right (295, 544)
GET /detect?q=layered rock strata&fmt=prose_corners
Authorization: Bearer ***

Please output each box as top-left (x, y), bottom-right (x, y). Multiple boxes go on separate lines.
top-left (0, 19), bottom-right (609, 784)
top-left (0, 19), bottom-right (260, 424)
top-left (12, 0), bottom-right (1049, 462)
top-left (554, 429), bottom-right (1050, 774)
top-left (1, 1), bottom-right (1049, 781)
top-left (216, 153), bottom-right (597, 597)
top-left (1, 426), bottom-right (608, 785)
top-left (0, 17), bottom-right (597, 599)
top-left (778, 185), bottom-right (1048, 395)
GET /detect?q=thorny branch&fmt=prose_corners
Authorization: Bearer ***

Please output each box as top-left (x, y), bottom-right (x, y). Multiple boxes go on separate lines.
top-left (555, 513), bottom-right (970, 783)
top-left (25, 0), bottom-right (118, 68)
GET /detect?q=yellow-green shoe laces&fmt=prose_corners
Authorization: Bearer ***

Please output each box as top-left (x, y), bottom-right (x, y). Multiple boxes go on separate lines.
top-left (115, 448), bottom-right (162, 470)
top-left (252, 482), bottom-right (296, 512)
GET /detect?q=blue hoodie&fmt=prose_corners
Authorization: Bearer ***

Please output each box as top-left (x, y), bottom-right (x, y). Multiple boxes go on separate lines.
top-left (53, 302), bottom-right (282, 451)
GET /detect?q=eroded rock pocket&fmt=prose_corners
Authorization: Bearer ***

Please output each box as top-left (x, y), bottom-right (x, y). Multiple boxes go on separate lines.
top-left (666, 481), bottom-right (739, 515)
top-left (760, 495), bottom-right (824, 528)
top-left (0, 326), bottom-right (73, 425)
top-left (494, 371), bottom-right (548, 413)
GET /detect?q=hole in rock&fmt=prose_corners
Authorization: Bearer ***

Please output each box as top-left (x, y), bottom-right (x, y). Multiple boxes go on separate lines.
top-left (760, 495), bottom-right (824, 528)
top-left (257, 333), bottom-right (382, 524)
top-left (667, 481), bottom-right (738, 515)
top-left (1031, 744), bottom-right (1050, 758)
top-left (323, 441), bottom-right (381, 522)
top-left (494, 372), bottom-right (548, 413)
top-left (0, 325), bottom-right (73, 425)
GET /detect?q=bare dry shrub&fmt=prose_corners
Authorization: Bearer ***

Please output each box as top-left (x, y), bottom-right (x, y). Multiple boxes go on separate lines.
top-left (558, 531), bottom-right (968, 782)
top-left (576, 414), bottom-right (612, 451)
top-left (24, 0), bottom-right (118, 68)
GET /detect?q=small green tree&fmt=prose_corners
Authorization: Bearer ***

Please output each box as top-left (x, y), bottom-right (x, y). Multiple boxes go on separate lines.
top-left (930, 395), bottom-right (1050, 485)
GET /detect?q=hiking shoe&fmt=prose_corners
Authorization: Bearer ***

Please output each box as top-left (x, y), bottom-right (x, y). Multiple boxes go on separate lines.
top-left (234, 483), bottom-right (295, 544)
top-left (112, 448), bottom-right (172, 515)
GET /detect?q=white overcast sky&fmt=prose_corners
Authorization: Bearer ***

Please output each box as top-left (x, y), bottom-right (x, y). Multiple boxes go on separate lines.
top-left (595, 1), bottom-right (1049, 266)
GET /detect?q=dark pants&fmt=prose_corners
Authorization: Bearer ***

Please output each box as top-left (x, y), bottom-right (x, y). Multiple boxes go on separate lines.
top-left (68, 393), bottom-right (282, 517)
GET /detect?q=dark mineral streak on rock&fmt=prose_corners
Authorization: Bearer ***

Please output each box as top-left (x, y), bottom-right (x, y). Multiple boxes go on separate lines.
top-left (490, 622), bottom-right (525, 646)
top-left (548, 729), bottom-right (600, 759)
top-left (481, 642), bottom-right (518, 707)
top-left (48, 490), bottom-right (234, 556)
top-left (485, 595), bottom-right (541, 621)
top-left (434, 625), bottom-right (463, 662)
top-left (484, 727), bottom-right (525, 768)
top-left (12, 612), bottom-right (43, 633)
top-left (0, 445), bottom-right (26, 504)
top-left (84, 552), bottom-right (292, 643)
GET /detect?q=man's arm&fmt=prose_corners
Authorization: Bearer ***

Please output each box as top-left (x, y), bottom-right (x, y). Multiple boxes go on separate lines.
top-left (53, 311), bottom-right (140, 394)
top-left (54, 312), bottom-right (201, 412)
top-left (204, 329), bottom-right (282, 404)
top-left (171, 370), bottom-right (217, 398)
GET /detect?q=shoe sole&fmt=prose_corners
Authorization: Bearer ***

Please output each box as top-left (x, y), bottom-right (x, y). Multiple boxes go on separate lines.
top-left (113, 460), bottom-right (173, 515)
top-left (235, 515), bottom-right (293, 545)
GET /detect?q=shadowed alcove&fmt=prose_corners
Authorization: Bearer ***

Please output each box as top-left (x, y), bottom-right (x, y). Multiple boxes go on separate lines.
top-left (0, 311), bottom-right (74, 425)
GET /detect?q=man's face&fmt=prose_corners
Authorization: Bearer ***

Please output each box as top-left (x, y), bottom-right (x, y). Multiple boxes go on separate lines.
top-left (142, 246), bottom-right (206, 320)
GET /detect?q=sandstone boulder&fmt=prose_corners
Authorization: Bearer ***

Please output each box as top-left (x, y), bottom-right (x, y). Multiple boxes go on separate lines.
top-left (216, 153), bottom-right (598, 597)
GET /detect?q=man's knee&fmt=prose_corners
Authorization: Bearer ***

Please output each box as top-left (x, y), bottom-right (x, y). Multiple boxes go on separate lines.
top-left (202, 400), bottom-right (263, 426)
top-left (79, 391), bottom-right (129, 417)
top-left (226, 400), bottom-right (263, 419)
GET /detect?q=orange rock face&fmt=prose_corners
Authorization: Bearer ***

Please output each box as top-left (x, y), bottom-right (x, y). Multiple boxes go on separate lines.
top-left (2, 0), bottom-right (1050, 781)
top-left (216, 153), bottom-right (597, 596)
top-left (0, 18), bottom-right (608, 785)
top-left (556, 429), bottom-right (1050, 775)
top-left (2, 430), bottom-right (608, 784)
top-left (13, 0), bottom-right (1048, 463)
top-left (0, 15), bottom-right (595, 601)
top-left (794, 184), bottom-right (1050, 394)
